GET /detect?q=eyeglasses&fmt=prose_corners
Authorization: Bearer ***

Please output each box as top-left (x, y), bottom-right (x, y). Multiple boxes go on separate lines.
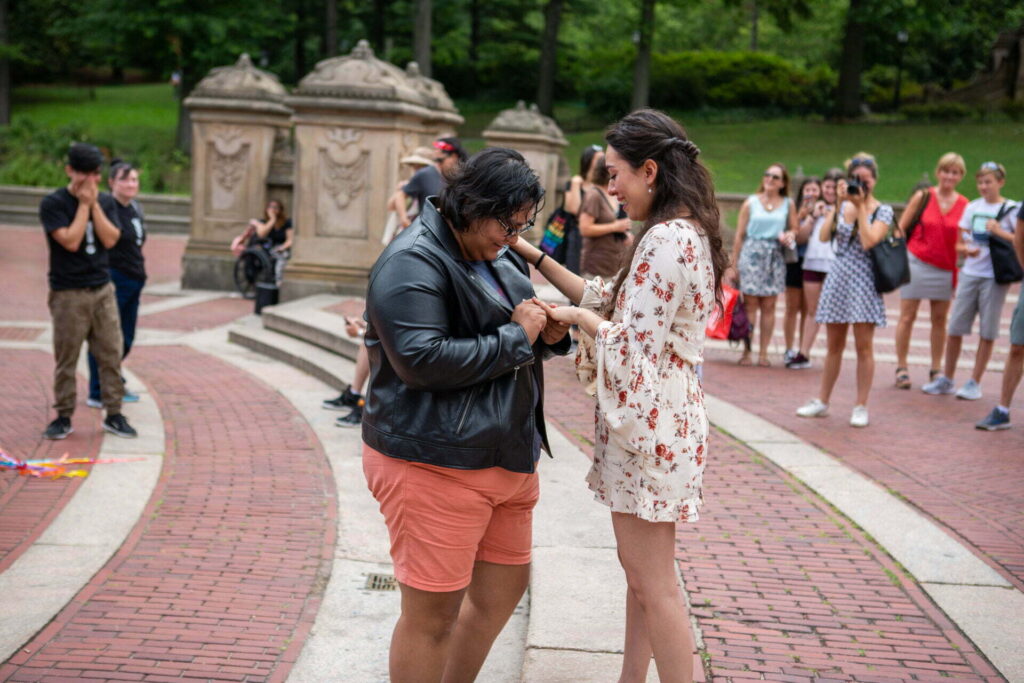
top-left (849, 158), bottom-right (875, 170)
top-left (763, 172), bottom-right (783, 181)
top-left (589, 144), bottom-right (603, 152)
top-left (497, 216), bottom-right (536, 238)
top-left (980, 161), bottom-right (1002, 172)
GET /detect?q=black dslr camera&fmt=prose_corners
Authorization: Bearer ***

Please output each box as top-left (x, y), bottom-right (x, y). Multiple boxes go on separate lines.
top-left (846, 177), bottom-right (864, 196)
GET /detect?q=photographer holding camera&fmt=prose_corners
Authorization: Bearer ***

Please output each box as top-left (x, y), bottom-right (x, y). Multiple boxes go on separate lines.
top-left (797, 152), bottom-right (893, 428)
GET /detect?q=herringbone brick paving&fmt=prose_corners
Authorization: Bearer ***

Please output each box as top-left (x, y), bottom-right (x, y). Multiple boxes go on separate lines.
top-left (541, 356), bottom-right (1003, 680)
top-left (701, 348), bottom-right (1024, 592)
top-left (0, 349), bottom-right (103, 573)
top-left (0, 346), bottom-right (336, 682)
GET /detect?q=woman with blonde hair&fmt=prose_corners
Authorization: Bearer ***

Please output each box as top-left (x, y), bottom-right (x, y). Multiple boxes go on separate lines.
top-left (727, 163), bottom-right (799, 366)
top-left (893, 153), bottom-right (968, 389)
top-left (797, 153), bottom-right (894, 427)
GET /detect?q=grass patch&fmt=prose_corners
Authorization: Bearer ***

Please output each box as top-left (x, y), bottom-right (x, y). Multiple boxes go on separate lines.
top-left (563, 117), bottom-right (1024, 202)
top-left (10, 86), bottom-right (1024, 202)
top-left (9, 83), bottom-right (186, 193)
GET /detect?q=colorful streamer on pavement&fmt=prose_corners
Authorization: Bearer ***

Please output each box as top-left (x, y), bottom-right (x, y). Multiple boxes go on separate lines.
top-left (1, 448), bottom-right (142, 479)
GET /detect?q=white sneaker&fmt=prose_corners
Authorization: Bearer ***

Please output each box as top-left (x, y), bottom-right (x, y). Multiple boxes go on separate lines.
top-left (850, 405), bottom-right (869, 427)
top-left (922, 375), bottom-right (954, 395)
top-left (955, 379), bottom-right (982, 401)
top-left (86, 398), bottom-right (103, 409)
top-left (796, 398), bottom-right (829, 417)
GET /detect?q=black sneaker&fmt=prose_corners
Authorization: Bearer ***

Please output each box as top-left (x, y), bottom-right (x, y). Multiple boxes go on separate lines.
top-left (43, 416), bottom-right (73, 440)
top-left (786, 352), bottom-right (811, 369)
top-left (103, 414), bottom-right (138, 439)
top-left (322, 386), bottom-right (361, 411)
top-left (335, 404), bottom-right (362, 428)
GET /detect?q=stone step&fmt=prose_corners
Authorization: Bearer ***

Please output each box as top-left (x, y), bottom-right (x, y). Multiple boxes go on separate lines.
top-left (260, 294), bottom-right (362, 361)
top-left (227, 317), bottom-right (350, 392)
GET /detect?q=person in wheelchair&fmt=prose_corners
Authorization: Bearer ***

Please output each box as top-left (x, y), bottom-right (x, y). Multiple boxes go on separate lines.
top-left (231, 199), bottom-right (294, 299)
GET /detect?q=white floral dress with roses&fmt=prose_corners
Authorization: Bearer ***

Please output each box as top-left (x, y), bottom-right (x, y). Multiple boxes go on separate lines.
top-left (576, 219), bottom-right (714, 523)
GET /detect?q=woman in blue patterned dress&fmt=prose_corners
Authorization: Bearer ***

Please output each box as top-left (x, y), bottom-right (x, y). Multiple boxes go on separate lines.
top-left (726, 163), bottom-right (799, 366)
top-left (796, 153), bottom-right (893, 428)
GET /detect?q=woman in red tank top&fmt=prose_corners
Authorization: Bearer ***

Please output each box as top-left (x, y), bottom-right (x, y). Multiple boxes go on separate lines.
top-left (894, 153), bottom-right (968, 389)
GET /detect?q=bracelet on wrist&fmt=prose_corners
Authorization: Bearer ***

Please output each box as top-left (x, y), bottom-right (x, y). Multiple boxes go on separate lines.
top-left (534, 253), bottom-right (547, 269)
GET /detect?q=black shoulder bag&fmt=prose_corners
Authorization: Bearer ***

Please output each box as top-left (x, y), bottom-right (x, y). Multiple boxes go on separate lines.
top-left (989, 202), bottom-right (1023, 284)
top-left (851, 205), bottom-right (910, 294)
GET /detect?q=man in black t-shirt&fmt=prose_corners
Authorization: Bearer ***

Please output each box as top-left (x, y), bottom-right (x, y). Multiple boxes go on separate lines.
top-left (39, 143), bottom-right (138, 440)
top-left (396, 137), bottom-right (467, 229)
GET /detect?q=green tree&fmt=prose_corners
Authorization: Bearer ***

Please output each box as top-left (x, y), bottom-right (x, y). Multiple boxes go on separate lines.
top-left (0, 0), bottom-right (9, 126)
top-left (631, 0), bottom-right (656, 109)
top-left (536, 0), bottom-right (564, 116)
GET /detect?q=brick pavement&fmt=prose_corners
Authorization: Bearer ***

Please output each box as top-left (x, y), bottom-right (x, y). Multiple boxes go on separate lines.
top-left (0, 346), bottom-right (336, 683)
top-left (701, 349), bottom-right (1024, 593)
top-left (541, 357), bottom-right (1004, 681)
top-left (0, 225), bottom-right (185, 322)
top-left (0, 349), bottom-right (103, 573)
top-left (137, 297), bottom-right (254, 331)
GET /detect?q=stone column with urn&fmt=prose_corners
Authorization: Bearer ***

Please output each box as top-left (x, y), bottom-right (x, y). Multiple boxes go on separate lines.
top-left (282, 40), bottom-right (463, 299)
top-left (181, 54), bottom-right (293, 291)
top-left (482, 101), bottom-right (568, 243)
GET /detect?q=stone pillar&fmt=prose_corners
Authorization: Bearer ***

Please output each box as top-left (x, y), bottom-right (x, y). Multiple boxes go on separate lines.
top-left (483, 101), bottom-right (568, 242)
top-left (181, 54), bottom-right (292, 291)
top-left (282, 40), bottom-right (463, 299)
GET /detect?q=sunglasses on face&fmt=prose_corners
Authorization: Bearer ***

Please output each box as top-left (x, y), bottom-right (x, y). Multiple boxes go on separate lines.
top-left (497, 216), bottom-right (536, 238)
top-left (763, 172), bottom-right (783, 181)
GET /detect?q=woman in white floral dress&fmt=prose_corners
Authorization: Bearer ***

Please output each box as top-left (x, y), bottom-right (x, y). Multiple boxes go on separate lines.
top-left (512, 109), bottom-right (727, 683)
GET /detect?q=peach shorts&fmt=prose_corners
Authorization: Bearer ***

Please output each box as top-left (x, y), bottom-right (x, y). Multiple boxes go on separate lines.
top-left (362, 444), bottom-right (540, 592)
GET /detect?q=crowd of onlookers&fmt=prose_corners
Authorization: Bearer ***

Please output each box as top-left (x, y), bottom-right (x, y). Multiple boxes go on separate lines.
top-left (546, 147), bottom-right (1023, 432)
top-left (37, 139), bottom-right (1021, 439)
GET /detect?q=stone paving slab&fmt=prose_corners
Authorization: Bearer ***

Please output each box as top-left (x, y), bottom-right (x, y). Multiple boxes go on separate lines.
top-left (0, 345), bottom-right (336, 683)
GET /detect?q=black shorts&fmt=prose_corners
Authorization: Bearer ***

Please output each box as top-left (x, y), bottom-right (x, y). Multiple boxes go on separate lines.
top-left (785, 258), bottom-right (803, 289)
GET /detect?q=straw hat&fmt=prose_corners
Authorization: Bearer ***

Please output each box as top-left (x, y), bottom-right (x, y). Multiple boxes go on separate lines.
top-left (400, 147), bottom-right (436, 167)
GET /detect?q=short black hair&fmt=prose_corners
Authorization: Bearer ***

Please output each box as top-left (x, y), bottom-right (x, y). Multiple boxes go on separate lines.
top-left (437, 136), bottom-right (468, 163)
top-left (68, 143), bottom-right (104, 173)
top-left (438, 147), bottom-right (544, 233)
top-left (109, 158), bottom-right (135, 183)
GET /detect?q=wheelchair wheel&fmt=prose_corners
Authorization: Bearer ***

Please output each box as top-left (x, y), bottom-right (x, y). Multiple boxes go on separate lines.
top-left (234, 247), bottom-right (272, 300)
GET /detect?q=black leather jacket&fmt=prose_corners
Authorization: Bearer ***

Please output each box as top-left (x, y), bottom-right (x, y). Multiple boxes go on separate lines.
top-left (362, 199), bottom-right (571, 473)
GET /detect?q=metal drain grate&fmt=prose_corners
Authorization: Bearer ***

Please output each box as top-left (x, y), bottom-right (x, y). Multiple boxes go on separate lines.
top-left (365, 573), bottom-right (398, 591)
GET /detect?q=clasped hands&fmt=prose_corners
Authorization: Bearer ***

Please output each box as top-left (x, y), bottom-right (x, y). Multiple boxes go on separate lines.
top-left (512, 297), bottom-right (576, 345)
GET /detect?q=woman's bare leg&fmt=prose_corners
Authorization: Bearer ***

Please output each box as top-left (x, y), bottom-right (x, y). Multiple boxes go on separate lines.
top-left (390, 584), bottom-right (466, 682)
top-left (928, 300), bottom-right (951, 374)
top-left (612, 512), bottom-right (694, 683)
top-left (819, 323), bottom-right (848, 404)
top-left (852, 323), bottom-right (876, 406)
top-left (798, 280), bottom-right (823, 359)
top-left (443, 561), bottom-right (530, 683)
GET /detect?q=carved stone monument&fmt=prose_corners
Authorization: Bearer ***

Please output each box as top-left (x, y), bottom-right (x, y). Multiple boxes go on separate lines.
top-left (181, 54), bottom-right (292, 290)
top-left (483, 101), bottom-right (568, 241)
top-left (283, 40), bottom-right (463, 298)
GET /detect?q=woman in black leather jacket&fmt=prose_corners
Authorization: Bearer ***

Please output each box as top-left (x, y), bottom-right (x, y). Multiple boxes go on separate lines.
top-left (362, 147), bottom-right (571, 682)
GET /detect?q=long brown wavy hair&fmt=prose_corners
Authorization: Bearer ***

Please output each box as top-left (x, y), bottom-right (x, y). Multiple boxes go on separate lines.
top-left (603, 109), bottom-right (728, 312)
